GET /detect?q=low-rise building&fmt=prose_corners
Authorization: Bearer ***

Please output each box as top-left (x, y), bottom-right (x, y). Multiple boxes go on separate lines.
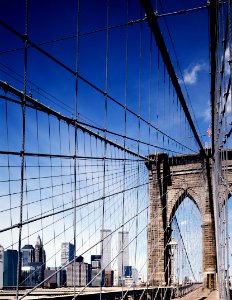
top-left (67, 256), bottom-right (88, 287)
top-left (44, 267), bottom-right (57, 288)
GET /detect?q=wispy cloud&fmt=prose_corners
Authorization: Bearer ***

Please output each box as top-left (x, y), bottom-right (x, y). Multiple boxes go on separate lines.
top-left (184, 63), bottom-right (204, 84)
top-left (180, 63), bottom-right (205, 85)
top-left (225, 47), bottom-right (230, 76)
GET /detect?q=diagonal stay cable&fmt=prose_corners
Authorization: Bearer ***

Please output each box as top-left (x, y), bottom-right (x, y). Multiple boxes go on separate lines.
top-left (0, 91), bottom-right (191, 156)
top-left (0, 80), bottom-right (148, 159)
top-left (173, 215), bottom-right (196, 281)
top-left (0, 19), bottom-right (197, 153)
top-left (0, 4), bottom-right (209, 57)
top-left (0, 180), bottom-right (148, 233)
top-left (140, 0), bottom-right (206, 156)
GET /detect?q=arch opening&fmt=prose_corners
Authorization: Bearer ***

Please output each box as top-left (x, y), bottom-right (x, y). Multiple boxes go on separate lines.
top-left (170, 197), bottom-right (203, 285)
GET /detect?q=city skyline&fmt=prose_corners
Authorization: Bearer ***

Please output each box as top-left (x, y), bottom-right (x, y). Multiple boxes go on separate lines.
top-left (0, 216), bottom-right (203, 288)
top-left (0, 229), bottom-right (133, 270)
top-left (0, 229), bottom-right (142, 289)
top-left (0, 0), bottom-right (231, 298)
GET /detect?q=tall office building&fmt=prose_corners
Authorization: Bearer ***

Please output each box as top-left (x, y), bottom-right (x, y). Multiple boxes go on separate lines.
top-left (22, 244), bottom-right (35, 267)
top-left (118, 231), bottom-right (129, 283)
top-left (0, 245), bottom-right (3, 289)
top-left (60, 242), bottom-right (75, 287)
top-left (61, 242), bottom-right (75, 266)
top-left (21, 237), bottom-right (46, 287)
top-left (35, 235), bottom-right (46, 266)
top-left (100, 229), bottom-right (111, 271)
top-left (4, 249), bottom-right (18, 288)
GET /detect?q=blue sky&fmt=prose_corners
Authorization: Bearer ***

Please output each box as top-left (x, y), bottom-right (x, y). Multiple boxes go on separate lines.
top-left (0, 0), bottom-right (212, 140)
top-left (0, 0), bottom-right (231, 285)
top-left (173, 198), bottom-right (202, 282)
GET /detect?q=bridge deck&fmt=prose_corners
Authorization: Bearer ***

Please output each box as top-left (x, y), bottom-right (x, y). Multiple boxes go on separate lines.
top-left (0, 285), bottom-right (212, 300)
top-left (175, 287), bottom-right (218, 300)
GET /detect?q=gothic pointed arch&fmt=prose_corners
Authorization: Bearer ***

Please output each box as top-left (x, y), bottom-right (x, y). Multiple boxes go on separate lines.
top-left (169, 188), bottom-right (203, 225)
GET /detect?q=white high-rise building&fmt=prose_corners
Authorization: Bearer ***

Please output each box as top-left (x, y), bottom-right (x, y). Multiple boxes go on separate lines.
top-left (0, 245), bottom-right (4, 289)
top-left (61, 242), bottom-right (75, 266)
top-left (100, 229), bottom-right (111, 270)
top-left (118, 231), bottom-right (129, 281)
top-left (113, 269), bottom-right (119, 286)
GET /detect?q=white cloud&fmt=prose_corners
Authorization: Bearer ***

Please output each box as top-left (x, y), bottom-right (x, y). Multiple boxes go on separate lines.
top-left (225, 47), bottom-right (231, 76)
top-left (181, 63), bottom-right (205, 85)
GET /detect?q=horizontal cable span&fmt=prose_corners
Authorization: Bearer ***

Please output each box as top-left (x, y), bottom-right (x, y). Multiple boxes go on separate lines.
top-left (0, 180), bottom-right (148, 233)
top-left (0, 80), bottom-right (148, 159)
top-left (0, 150), bottom-right (145, 161)
top-left (0, 22), bottom-right (197, 154)
top-left (0, 93), bottom-right (191, 156)
top-left (0, 164), bottom-right (139, 184)
top-left (0, 82), bottom-right (197, 155)
top-left (140, 0), bottom-right (205, 155)
top-left (0, 165), bottom-right (141, 211)
top-left (0, 5), bottom-right (209, 56)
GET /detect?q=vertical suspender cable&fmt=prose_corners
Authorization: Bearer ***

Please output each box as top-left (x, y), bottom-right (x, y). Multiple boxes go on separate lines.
top-left (148, 30), bottom-right (152, 156)
top-left (100, 0), bottom-right (109, 296)
top-left (156, 50), bottom-right (160, 152)
top-left (48, 115), bottom-right (57, 279)
top-left (16, 1), bottom-right (28, 298)
top-left (58, 121), bottom-right (67, 253)
top-left (226, 0), bottom-right (231, 281)
top-left (73, 0), bottom-right (80, 297)
top-left (120, 1), bottom-right (128, 295)
top-left (134, 0), bottom-right (142, 289)
top-left (5, 99), bottom-right (14, 248)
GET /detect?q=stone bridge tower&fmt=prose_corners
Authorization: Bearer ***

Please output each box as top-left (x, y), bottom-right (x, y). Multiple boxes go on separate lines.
top-left (146, 152), bottom-right (217, 288)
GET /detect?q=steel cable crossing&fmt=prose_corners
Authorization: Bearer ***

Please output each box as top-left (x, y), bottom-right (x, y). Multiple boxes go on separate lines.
top-left (0, 1), bottom-right (210, 299)
top-left (209, 0), bottom-right (232, 299)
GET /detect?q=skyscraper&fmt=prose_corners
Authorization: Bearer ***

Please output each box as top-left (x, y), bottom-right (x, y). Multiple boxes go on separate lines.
top-left (0, 245), bottom-right (3, 289)
top-left (35, 235), bottom-right (46, 265)
top-left (60, 242), bottom-right (75, 287)
top-left (4, 249), bottom-right (18, 288)
top-left (22, 244), bottom-right (35, 267)
top-left (61, 242), bottom-right (75, 266)
top-left (100, 229), bottom-right (111, 270)
top-left (21, 237), bottom-right (46, 287)
top-left (118, 231), bottom-right (129, 283)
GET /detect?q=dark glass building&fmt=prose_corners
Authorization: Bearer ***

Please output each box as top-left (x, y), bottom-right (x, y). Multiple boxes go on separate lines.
top-left (21, 236), bottom-right (46, 287)
top-left (22, 245), bottom-right (35, 267)
top-left (91, 255), bottom-right (103, 287)
top-left (3, 249), bottom-right (18, 288)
